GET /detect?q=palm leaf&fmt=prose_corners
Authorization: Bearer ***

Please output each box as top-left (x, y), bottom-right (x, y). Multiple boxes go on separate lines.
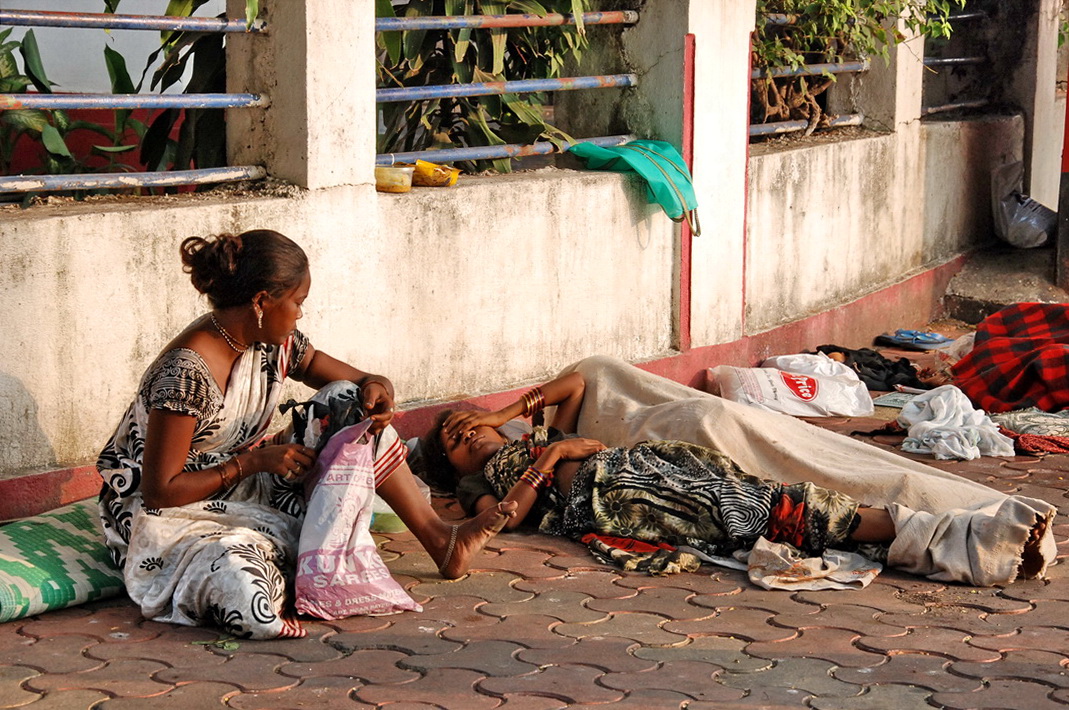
top-left (375, 0), bottom-right (402, 65)
top-left (40, 124), bottom-right (72, 158)
top-left (19, 31), bottom-right (53, 93)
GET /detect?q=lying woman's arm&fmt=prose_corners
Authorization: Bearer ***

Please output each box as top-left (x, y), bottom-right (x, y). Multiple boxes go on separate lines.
top-left (472, 437), bottom-right (606, 531)
top-left (443, 371), bottom-right (587, 441)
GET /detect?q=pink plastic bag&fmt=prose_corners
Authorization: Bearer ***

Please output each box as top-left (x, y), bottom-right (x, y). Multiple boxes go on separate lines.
top-left (294, 420), bottom-right (421, 619)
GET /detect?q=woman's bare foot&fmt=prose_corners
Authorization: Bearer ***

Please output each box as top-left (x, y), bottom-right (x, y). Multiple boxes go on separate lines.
top-left (436, 501), bottom-right (517, 579)
top-left (1019, 514), bottom-right (1050, 579)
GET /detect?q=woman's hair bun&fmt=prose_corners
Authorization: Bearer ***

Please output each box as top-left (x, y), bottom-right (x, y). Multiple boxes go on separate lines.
top-left (180, 230), bottom-right (308, 309)
top-left (181, 233), bottom-right (243, 297)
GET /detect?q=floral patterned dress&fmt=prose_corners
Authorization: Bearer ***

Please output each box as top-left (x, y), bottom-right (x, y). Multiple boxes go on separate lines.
top-left (97, 330), bottom-right (310, 639)
top-left (481, 427), bottom-right (864, 564)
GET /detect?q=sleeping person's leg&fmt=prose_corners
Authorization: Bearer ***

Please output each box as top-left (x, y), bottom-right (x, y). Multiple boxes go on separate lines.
top-left (375, 462), bottom-right (516, 579)
top-left (850, 507), bottom-right (896, 542)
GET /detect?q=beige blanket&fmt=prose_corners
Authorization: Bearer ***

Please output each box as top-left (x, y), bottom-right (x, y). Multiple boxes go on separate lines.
top-left (563, 356), bottom-right (1055, 586)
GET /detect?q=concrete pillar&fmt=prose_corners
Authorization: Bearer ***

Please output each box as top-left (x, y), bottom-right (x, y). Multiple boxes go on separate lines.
top-left (226, 0), bottom-right (376, 189)
top-left (552, 1), bottom-right (755, 349)
top-left (837, 20), bottom-right (924, 132)
top-left (1010, 0), bottom-right (1062, 206)
top-left (685, 1), bottom-right (755, 347)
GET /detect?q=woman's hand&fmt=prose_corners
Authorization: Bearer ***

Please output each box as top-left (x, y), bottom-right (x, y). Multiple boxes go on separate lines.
top-left (248, 444), bottom-right (317, 482)
top-left (545, 438), bottom-right (606, 462)
top-left (443, 409), bottom-right (510, 441)
top-left (361, 380), bottom-right (395, 435)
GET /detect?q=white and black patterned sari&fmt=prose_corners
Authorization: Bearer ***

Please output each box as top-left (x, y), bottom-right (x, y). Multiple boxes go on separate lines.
top-left (481, 426), bottom-right (863, 564)
top-left (96, 328), bottom-right (310, 639)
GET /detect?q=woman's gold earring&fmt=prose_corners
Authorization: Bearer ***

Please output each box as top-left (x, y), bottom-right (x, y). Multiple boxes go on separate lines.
top-left (254, 305), bottom-right (263, 329)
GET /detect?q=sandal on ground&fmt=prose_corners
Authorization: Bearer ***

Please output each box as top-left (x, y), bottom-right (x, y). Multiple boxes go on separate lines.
top-left (874, 329), bottom-right (954, 352)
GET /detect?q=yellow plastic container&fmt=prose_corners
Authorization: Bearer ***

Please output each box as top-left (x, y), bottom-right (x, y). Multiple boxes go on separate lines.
top-left (411, 160), bottom-right (460, 187)
top-left (374, 166), bottom-right (414, 193)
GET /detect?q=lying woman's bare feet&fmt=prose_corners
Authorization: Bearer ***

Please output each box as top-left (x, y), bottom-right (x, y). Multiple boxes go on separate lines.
top-left (436, 501), bottom-right (517, 579)
top-left (1019, 513), bottom-right (1050, 579)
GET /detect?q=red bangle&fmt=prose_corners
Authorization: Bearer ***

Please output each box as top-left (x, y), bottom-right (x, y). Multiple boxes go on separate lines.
top-left (519, 465), bottom-right (552, 490)
top-left (520, 387), bottom-right (545, 418)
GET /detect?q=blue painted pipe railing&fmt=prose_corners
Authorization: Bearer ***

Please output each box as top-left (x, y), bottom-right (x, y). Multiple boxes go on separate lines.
top-left (764, 14), bottom-right (795, 26)
top-left (376, 134), bottom-right (633, 166)
top-left (378, 74), bottom-right (636, 103)
top-left (948, 11), bottom-right (987, 21)
top-left (0, 93), bottom-right (268, 110)
top-left (0, 166), bottom-right (267, 194)
top-left (376, 11), bottom-right (637, 31)
top-left (923, 56), bottom-right (985, 68)
top-left (752, 61), bottom-right (869, 80)
top-left (0, 9), bottom-right (265, 32)
top-left (921, 99), bottom-right (990, 117)
top-left (749, 114), bottom-right (863, 138)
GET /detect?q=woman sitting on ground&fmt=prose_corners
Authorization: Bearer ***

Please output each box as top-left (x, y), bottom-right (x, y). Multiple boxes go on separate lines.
top-left (97, 230), bottom-right (515, 640)
top-left (420, 362), bottom-right (1052, 583)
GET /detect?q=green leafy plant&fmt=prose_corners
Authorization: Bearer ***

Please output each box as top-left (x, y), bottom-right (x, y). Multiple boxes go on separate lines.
top-left (104, 0), bottom-right (234, 174)
top-left (751, 0), bottom-right (966, 128)
top-left (376, 0), bottom-right (589, 173)
top-left (0, 29), bottom-right (142, 181)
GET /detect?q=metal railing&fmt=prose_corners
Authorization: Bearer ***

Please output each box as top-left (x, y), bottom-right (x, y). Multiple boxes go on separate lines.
top-left (750, 59), bottom-right (868, 138)
top-left (374, 12), bottom-right (639, 166)
top-left (749, 14), bottom-right (868, 138)
top-left (0, 8), bottom-right (265, 195)
top-left (0, 9), bottom-right (265, 33)
top-left (921, 11), bottom-right (991, 118)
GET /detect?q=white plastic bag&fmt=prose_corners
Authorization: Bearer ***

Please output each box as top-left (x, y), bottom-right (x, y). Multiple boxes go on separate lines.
top-left (710, 358), bottom-right (874, 417)
top-left (294, 420), bottom-right (421, 619)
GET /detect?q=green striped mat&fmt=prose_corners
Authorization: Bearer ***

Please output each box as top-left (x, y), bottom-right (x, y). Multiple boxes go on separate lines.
top-left (0, 498), bottom-right (124, 623)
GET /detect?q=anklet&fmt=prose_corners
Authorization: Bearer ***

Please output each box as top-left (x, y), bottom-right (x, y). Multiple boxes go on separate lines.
top-left (438, 525), bottom-right (459, 577)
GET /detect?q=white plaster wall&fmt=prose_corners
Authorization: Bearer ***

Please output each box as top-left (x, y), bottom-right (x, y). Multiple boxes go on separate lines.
top-left (746, 115), bottom-right (1023, 333)
top-left (746, 129), bottom-right (920, 332)
top-left (0, 0), bottom-right (1031, 480)
top-left (0, 170), bottom-right (673, 474)
top-left (1028, 0), bottom-right (1064, 207)
top-left (922, 116), bottom-right (1025, 257)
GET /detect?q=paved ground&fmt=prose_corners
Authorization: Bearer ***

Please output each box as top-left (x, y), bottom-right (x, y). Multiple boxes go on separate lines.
top-left (3, 345), bottom-right (1069, 708)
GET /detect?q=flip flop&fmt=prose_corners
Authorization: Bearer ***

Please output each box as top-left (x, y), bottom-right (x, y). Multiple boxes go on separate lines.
top-left (874, 329), bottom-right (954, 351)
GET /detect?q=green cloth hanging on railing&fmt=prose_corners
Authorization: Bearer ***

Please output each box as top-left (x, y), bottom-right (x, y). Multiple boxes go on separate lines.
top-left (568, 139), bottom-right (700, 236)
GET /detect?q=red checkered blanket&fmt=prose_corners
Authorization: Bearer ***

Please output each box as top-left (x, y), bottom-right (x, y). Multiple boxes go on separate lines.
top-left (952, 302), bottom-right (1069, 413)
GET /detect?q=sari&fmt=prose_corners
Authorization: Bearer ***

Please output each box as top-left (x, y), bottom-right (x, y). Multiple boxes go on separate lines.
top-left (97, 331), bottom-right (310, 639)
top-left (480, 427), bottom-right (863, 564)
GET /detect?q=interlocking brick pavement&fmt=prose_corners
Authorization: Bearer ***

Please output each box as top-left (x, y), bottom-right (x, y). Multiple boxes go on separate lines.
top-left (4, 400), bottom-right (1069, 708)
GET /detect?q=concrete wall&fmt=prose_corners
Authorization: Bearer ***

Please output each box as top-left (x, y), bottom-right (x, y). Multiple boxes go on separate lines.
top-left (0, 0), bottom-right (1055, 484)
top-left (746, 115), bottom-right (1024, 333)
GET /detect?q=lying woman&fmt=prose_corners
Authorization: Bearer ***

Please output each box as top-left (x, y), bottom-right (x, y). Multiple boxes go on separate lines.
top-left (421, 356), bottom-right (1055, 587)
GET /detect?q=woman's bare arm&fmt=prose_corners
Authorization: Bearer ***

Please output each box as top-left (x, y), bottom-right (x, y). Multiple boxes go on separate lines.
top-left (141, 409), bottom-right (316, 509)
top-left (472, 437), bottom-right (606, 531)
top-left (443, 371), bottom-right (587, 440)
top-left (294, 345), bottom-right (396, 433)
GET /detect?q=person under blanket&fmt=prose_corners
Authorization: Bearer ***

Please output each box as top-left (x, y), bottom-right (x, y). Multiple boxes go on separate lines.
top-left (420, 364), bottom-right (1050, 584)
top-left (952, 302), bottom-right (1069, 413)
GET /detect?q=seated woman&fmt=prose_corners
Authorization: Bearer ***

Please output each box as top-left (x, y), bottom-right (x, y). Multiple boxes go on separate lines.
top-left (421, 357), bottom-right (1055, 586)
top-left (97, 230), bottom-right (515, 640)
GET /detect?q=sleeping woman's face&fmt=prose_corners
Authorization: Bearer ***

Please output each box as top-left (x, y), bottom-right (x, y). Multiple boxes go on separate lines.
top-left (440, 425), bottom-right (505, 478)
